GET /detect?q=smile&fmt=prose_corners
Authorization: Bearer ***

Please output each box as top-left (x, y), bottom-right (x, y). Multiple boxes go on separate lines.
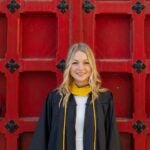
top-left (76, 73), bottom-right (86, 76)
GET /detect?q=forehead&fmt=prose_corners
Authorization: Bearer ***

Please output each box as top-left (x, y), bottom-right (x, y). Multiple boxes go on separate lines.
top-left (72, 51), bottom-right (88, 60)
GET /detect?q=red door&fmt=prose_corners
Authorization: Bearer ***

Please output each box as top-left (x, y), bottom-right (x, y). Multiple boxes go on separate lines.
top-left (0, 0), bottom-right (69, 149)
top-left (83, 0), bottom-right (150, 149)
top-left (0, 0), bottom-right (150, 150)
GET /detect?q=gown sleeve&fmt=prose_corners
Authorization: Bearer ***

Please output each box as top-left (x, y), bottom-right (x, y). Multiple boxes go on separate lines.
top-left (29, 92), bottom-right (53, 150)
top-left (106, 92), bottom-right (122, 150)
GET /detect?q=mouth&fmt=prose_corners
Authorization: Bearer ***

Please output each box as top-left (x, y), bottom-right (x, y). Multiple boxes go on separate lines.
top-left (76, 73), bottom-right (86, 76)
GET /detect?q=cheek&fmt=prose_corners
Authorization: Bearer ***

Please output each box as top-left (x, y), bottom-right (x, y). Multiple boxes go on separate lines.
top-left (87, 67), bottom-right (92, 74)
top-left (70, 67), bottom-right (75, 76)
top-left (70, 65), bottom-right (77, 71)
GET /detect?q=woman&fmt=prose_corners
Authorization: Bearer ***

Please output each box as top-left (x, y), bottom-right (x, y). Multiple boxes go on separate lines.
top-left (30, 43), bottom-right (122, 150)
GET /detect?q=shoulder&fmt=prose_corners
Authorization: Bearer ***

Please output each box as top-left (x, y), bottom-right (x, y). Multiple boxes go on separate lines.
top-left (46, 89), bottom-right (62, 104)
top-left (97, 90), bottom-right (113, 104)
top-left (47, 89), bottom-right (61, 96)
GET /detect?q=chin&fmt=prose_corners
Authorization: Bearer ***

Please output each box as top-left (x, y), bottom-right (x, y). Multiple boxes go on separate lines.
top-left (75, 79), bottom-right (88, 84)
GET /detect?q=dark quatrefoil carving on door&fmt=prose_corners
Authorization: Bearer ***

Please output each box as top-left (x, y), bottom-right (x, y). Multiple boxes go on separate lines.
top-left (56, 59), bottom-right (66, 72)
top-left (5, 59), bottom-right (20, 73)
top-left (132, 120), bottom-right (146, 134)
top-left (132, 60), bottom-right (146, 73)
top-left (5, 120), bottom-right (19, 133)
top-left (82, 0), bottom-right (95, 13)
top-left (57, 0), bottom-right (69, 13)
top-left (7, 0), bottom-right (20, 13)
top-left (132, 1), bottom-right (145, 14)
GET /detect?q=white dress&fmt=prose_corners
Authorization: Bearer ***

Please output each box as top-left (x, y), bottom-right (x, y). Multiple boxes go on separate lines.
top-left (74, 95), bottom-right (88, 150)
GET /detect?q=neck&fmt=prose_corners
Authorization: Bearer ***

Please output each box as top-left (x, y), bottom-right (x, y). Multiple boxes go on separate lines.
top-left (74, 82), bottom-right (89, 88)
top-left (75, 83), bottom-right (89, 88)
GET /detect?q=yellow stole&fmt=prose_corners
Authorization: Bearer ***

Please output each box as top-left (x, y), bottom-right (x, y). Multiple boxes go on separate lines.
top-left (70, 83), bottom-right (92, 96)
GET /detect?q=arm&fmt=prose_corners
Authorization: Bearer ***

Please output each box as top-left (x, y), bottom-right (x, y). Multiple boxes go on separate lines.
top-left (29, 93), bottom-right (53, 150)
top-left (106, 93), bottom-right (122, 150)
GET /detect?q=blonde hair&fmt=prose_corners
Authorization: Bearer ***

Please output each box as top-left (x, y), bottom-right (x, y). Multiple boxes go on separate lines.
top-left (58, 43), bottom-right (106, 106)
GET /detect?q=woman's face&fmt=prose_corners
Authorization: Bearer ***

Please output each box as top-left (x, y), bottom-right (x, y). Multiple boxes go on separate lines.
top-left (70, 51), bottom-right (92, 87)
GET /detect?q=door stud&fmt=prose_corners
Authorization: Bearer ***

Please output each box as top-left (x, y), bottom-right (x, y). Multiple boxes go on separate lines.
top-left (5, 120), bottom-right (19, 133)
top-left (132, 1), bottom-right (145, 14)
top-left (132, 120), bottom-right (146, 134)
top-left (82, 0), bottom-right (95, 13)
top-left (7, 0), bottom-right (20, 13)
top-left (132, 60), bottom-right (146, 73)
top-left (57, 0), bottom-right (69, 13)
top-left (56, 59), bottom-right (66, 72)
top-left (5, 59), bottom-right (20, 73)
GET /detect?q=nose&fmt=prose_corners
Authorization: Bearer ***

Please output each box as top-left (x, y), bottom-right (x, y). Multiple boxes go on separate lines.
top-left (78, 63), bottom-right (84, 70)
top-left (78, 64), bottom-right (83, 69)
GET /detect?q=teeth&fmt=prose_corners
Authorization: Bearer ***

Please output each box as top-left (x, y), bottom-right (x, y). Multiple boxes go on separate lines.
top-left (77, 73), bottom-right (84, 75)
top-left (78, 75), bottom-right (84, 77)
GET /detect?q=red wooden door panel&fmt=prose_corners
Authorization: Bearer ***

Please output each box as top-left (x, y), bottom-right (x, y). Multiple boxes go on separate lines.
top-left (82, 0), bottom-right (150, 150)
top-left (0, 0), bottom-right (150, 150)
top-left (0, 0), bottom-right (69, 150)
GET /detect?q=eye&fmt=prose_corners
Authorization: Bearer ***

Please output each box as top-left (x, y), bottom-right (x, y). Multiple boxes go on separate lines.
top-left (84, 61), bottom-right (89, 64)
top-left (72, 61), bottom-right (78, 64)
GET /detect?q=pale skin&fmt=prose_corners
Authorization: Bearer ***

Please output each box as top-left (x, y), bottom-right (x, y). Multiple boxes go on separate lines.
top-left (70, 51), bottom-right (92, 87)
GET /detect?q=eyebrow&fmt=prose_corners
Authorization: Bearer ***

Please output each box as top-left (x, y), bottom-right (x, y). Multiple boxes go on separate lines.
top-left (72, 59), bottom-right (89, 61)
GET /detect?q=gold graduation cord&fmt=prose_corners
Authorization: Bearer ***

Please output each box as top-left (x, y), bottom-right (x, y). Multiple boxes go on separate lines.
top-left (62, 103), bottom-right (67, 150)
top-left (92, 101), bottom-right (97, 150)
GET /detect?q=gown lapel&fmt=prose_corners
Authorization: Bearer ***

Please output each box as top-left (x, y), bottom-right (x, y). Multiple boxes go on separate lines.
top-left (83, 93), bottom-right (94, 150)
top-left (66, 94), bottom-right (76, 150)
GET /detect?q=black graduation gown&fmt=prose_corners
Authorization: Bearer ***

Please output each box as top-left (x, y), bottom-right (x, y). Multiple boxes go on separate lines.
top-left (29, 90), bottom-right (122, 150)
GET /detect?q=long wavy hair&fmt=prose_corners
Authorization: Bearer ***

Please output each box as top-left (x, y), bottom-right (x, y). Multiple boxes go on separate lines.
top-left (58, 43), bottom-right (106, 106)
